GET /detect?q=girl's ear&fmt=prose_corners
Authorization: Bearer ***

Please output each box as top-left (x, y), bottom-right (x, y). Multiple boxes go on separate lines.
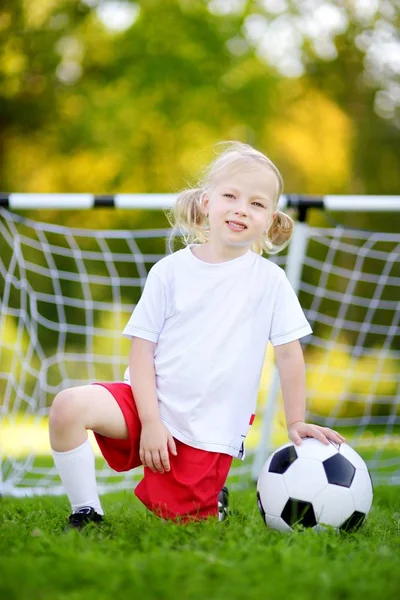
top-left (266, 212), bottom-right (276, 232)
top-left (201, 194), bottom-right (210, 217)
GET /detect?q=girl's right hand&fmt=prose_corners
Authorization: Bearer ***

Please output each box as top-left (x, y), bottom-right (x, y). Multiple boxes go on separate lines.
top-left (139, 419), bottom-right (177, 473)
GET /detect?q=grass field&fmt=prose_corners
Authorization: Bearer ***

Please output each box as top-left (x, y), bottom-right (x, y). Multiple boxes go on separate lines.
top-left (1, 485), bottom-right (399, 600)
top-left (2, 420), bottom-right (400, 600)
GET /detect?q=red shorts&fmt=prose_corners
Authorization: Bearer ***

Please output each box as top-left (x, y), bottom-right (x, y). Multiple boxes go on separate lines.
top-left (92, 382), bottom-right (233, 522)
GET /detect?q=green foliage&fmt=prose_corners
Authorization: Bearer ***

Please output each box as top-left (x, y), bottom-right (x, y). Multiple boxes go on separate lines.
top-left (1, 0), bottom-right (399, 199)
top-left (0, 486), bottom-right (399, 600)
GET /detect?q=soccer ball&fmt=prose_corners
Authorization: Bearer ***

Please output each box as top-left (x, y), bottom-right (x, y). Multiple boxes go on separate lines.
top-left (257, 438), bottom-right (373, 532)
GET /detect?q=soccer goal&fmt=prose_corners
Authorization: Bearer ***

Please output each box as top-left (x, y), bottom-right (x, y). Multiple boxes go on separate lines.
top-left (0, 194), bottom-right (399, 496)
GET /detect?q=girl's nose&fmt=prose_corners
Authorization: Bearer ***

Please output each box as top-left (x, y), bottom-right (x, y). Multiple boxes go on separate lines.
top-left (235, 205), bottom-right (248, 216)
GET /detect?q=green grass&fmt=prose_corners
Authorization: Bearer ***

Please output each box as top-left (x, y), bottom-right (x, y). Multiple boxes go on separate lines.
top-left (1, 486), bottom-right (399, 600)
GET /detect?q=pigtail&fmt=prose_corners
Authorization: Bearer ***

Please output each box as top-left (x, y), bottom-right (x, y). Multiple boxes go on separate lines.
top-left (167, 188), bottom-right (209, 246)
top-left (262, 210), bottom-right (294, 255)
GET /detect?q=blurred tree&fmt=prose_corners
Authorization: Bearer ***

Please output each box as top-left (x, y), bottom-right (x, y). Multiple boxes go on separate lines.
top-left (1, 0), bottom-right (399, 206)
top-left (0, 0), bottom-right (398, 370)
top-left (0, 1), bottom-right (91, 188)
top-left (242, 0), bottom-right (400, 194)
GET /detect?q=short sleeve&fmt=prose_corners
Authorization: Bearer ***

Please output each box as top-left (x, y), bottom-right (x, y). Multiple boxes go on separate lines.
top-left (122, 268), bottom-right (167, 343)
top-left (269, 272), bottom-right (312, 346)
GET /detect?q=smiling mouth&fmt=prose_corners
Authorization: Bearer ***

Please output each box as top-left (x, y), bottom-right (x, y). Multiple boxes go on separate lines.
top-left (226, 221), bottom-right (247, 231)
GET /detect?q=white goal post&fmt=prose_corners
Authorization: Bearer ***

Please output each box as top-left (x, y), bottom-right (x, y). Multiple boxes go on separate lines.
top-left (0, 194), bottom-right (399, 496)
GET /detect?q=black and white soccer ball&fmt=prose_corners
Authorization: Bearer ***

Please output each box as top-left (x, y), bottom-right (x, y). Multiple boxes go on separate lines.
top-left (257, 438), bottom-right (373, 532)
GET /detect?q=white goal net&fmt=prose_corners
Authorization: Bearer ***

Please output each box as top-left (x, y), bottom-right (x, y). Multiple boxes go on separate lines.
top-left (0, 204), bottom-right (399, 495)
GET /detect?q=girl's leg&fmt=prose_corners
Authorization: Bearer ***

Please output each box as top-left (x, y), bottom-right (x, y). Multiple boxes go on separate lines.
top-left (49, 384), bottom-right (129, 451)
top-left (49, 384), bottom-right (128, 517)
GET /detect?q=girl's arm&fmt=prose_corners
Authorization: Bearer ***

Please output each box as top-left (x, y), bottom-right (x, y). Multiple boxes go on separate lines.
top-left (273, 340), bottom-right (345, 446)
top-left (129, 337), bottom-right (160, 425)
top-left (129, 337), bottom-right (177, 473)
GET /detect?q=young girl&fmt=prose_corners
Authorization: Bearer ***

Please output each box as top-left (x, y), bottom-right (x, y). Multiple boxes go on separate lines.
top-left (49, 142), bottom-right (345, 529)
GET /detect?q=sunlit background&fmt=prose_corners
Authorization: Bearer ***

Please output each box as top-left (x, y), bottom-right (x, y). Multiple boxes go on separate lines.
top-left (1, 0), bottom-right (400, 207)
top-left (1, 0), bottom-right (399, 476)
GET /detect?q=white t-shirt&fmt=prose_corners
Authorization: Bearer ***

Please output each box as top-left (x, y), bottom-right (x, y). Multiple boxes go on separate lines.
top-left (122, 245), bottom-right (312, 459)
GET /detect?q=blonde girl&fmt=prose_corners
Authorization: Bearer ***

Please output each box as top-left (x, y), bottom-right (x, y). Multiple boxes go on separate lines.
top-left (49, 141), bottom-right (345, 529)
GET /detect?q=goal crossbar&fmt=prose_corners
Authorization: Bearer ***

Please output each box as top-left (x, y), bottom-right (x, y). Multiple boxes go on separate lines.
top-left (0, 193), bottom-right (399, 212)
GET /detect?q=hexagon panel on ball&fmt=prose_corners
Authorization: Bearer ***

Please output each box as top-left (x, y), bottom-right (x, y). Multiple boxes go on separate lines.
top-left (313, 484), bottom-right (356, 529)
top-left (264, 513), bottom-right (293, 533)
top-left (283, 458), bottom-right (328, 502)
top-left (257, 470), bottom-right (292, 518)
top-left (295, 437), bottom-right (339, 461)
top-left (350, 469), bottom-right (373, 514)
top-left (339, 443), bottom-right (370, 471)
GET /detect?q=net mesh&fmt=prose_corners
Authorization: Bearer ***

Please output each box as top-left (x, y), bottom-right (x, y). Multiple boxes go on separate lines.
top-left (299, 226), bottom-right (400, 484)
top-left (0, 208), bottom-right (399, 494)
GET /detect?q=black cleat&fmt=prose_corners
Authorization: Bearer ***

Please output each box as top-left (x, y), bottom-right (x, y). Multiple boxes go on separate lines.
top-left (218, 486), bottom-right (229, 522)
top-left (66, 507), bottom-right (103, 531)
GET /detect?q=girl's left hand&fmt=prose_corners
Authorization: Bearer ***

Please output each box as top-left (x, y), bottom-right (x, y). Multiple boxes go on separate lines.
top-left (288, 421), bottom-right (346, 446)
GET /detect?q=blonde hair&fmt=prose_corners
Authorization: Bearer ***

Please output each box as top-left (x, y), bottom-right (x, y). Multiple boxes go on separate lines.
top-left (167, 141), bottom-right (294, 255)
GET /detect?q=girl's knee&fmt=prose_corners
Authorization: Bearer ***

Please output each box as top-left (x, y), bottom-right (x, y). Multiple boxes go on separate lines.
top-left (49, 388), bottom-right (81, 430)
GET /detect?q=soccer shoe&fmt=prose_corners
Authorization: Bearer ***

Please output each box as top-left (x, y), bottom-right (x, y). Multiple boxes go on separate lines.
top-left (218, 486), bottom-right (229, 522)
top-left (66, 507), bottom-right (103, 531)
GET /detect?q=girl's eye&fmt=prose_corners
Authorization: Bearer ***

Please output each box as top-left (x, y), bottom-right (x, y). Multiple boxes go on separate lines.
top-left (252, 201), bottom-right (265, 208)
top-left (223, 193), bottom-right (235, 199)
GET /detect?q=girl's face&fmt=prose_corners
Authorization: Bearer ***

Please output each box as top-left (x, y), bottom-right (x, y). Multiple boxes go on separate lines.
top-left (202, 166), bottom-right (279, 250)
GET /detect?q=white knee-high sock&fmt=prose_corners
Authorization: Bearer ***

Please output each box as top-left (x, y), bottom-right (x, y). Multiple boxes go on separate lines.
top-left (52, 438), bottom-right (104, 515)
